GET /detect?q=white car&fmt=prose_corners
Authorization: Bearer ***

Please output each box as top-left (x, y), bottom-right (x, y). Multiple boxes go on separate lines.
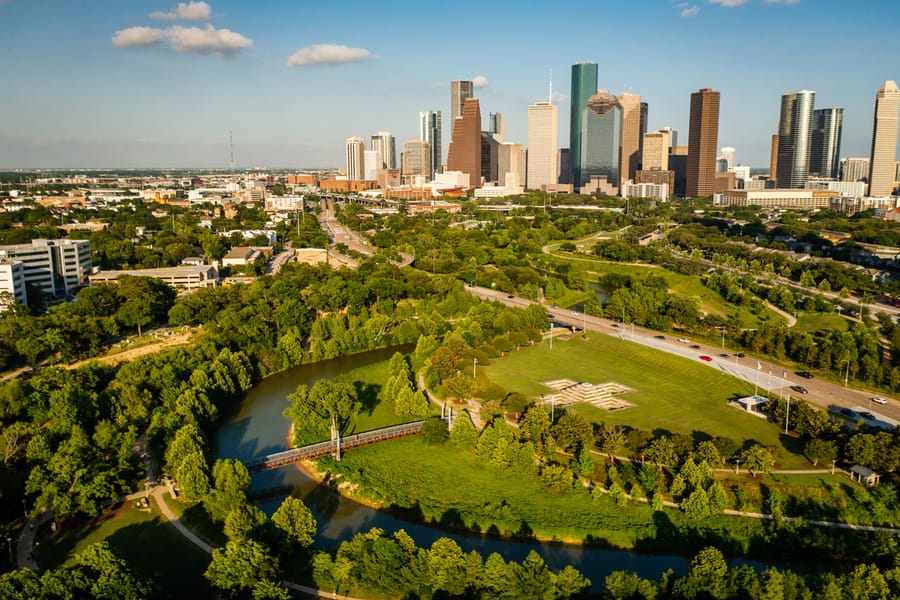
top-left (677, 338), bottom-right (690, 343)
top-left (869, 396), bottom-right (887, 405)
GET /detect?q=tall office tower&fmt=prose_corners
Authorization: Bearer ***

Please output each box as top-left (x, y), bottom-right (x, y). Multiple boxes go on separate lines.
top-left (363, 150), bottom-right (378, 181)
top-left (686, 88), bottom-right (720, 197)
top-left (868, 80), bottom-right (900, 196)
top-left (446, 98), bottom-right (482, 187)
top-left (346, 136), bottom-right (366, 181)
top-left (776, 90), bottom-right (815, 189)
top-left (450, 80), bottom-right (474, 121)
top-left (401, 140), bottom-right (431, 185)
top-left (619, 93), bottom-right (642, 186)
top-left (527, 100), bottom-right (559, 189)
top-left (638, 102), bottom-right (648, 166)
top-left (498, 142), bottom-right (526, 187)
top-left (371, 131), bottom-right (396, 169)
top-left (769, 134), bottom-right (778, 181)
top-left (719, 147), bottom-right (736, 171)
top-left (481, 133), bottom-right (500, 183)
top-left (841, 157), bottom-right (870, 182)
top-left (642, 130), bottom-right (670, 170)
top-left (809, 108), bottom-right (843, 179)
top-left (559, 149), bottom-right (570, 184)
top-left (488, 112), bottom-right (507, 142)
top-left (581, 91), bottom-right (623, 191)
top-left (661, 127), bottom-right (677, 150)
top-left (570, 62), bottom-right (599, 187)
top-left (419, 111), bottom-right (442, 178)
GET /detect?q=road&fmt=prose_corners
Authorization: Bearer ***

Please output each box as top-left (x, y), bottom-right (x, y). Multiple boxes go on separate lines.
top-left (466, 286), bottom-right (899, 427)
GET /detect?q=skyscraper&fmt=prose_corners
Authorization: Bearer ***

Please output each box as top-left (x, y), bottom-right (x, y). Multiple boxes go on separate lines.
top-left (810, 108), bottom-right (843, 179)
top-left (868, 80), bottom-right (900, 196)
top-left (639, 102), bottom-right (649, 167)
top-left (499, 143), bottom-right (526, 188)
top-left (401, 140), bottom-right (431, 185)
top-left (346, 136), bottom-right (366, 181)
top-left (450, 80), bottom-right (474, 121)
top-left (769, 134), bottom-right (778, 182)
top-left (481, 133), bottom-right (499, 183)
top-left (527, 100), bottom-right (559, 189)
top-left (581, 91), bottom-right (622, 192)
top-left (686, 88), bottom-right (720, 197)
top-left (619, 93), bottom-right (642, 186)
top-left (642, 130), bottom-right (670, 171)
top-left (841, 157), bottom-right (870, 182)
top-left (569, 62), bottom-right (598, 187)
top-left (419, 111), bottom-right (442, 178)
top-left (371, 131), bottom-right (396, 169)
top-left (719, 147), bottom-right (736, 171)
top-left (446, 97), bottom-right (482, 188)
top-left (489, 112), bottom-right (506, 142)
top-left (776, 90), bottom-right (815, 189)
top-left (363, 150), bottom-right (378, 181)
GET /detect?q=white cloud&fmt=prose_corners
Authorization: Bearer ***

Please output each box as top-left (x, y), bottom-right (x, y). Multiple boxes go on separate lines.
top-left (708, 0), bottom-right (748, 6)
top-left (681, 5), bottom-right (700, 16)
top-left (150, 1), bottom-right (212, 21)
top-left (112, 24), bottom-right (252, 57)
top-left (472, 75), bottom-right (489, 89)
top-left (112, 26), bottom-right (166, 48)
top-left (286, 44), bottom-right (372, 67)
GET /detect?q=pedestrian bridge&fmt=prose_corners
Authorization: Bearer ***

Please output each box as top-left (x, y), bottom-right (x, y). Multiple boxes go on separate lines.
top-left (245, 421), bottom-right (423, 473)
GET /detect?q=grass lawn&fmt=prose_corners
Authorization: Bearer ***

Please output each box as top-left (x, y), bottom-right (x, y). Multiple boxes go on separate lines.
top-left (36, 498), bottom-right (212, 599)
top-left (481, 335), bottom-right (810, 469)
top-left (793, 312), bottom-right (849, 335)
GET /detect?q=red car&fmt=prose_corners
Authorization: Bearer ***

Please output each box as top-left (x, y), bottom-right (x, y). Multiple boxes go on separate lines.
top-left (699, 355), bottom-right (713, 362)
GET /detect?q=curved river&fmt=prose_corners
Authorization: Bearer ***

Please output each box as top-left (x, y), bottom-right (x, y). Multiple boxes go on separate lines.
top-left (215, 347), bottom-right (690, 587)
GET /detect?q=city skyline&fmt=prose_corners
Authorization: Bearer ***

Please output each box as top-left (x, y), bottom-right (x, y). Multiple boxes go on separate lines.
top-left (1, 0), bottom-right (899, 169)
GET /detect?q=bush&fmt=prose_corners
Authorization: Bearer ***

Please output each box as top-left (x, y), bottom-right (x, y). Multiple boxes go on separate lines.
top-left (421, 417), bottom-right (449, 445)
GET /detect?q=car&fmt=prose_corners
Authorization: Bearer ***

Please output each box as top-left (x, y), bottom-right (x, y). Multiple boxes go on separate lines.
top-left (796, 371), bottom-right (813, 379)
top-left (507, 294), bottom-right (514, 299)
top-left (860, 411), bottom-right (877, 421)
top-left (735, 352), bottom-right (746, 358)
top-left (571, 311), bottom-right (579, 317)
top-left (654, 335), bottom-right (665, 340)
top-left (719, 353), bottom-right (729, 358)
top-left (548, 314), bottom-right (556, 319)
top-left (790, 385), bottom-right (808, 394)
top-left (840, 408), bottom-right (857, 417)
top-left (677, 337), bottom-right (690, 343)
top-left (611, 323), bottom-right (619, 328)
top-left (690, 344), bottom-right (701, 349)
top-left (699, 355), bottom-right (713, 362)
top-left (870, 396), bottom-right (887, 405)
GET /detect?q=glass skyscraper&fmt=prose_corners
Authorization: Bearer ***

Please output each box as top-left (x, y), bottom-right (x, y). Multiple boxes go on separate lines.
top-left (776, 90), bottom-right (815, 189)
top-left (809, 107), bottom-right (843, 179)
top-left (570, 62), bottom-right (598, 187)
top-left (581, 91), bottom-right (622, 189)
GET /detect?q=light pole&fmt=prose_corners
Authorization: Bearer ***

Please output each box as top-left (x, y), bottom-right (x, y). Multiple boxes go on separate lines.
top-left (6, 537), bottom-right (11, 563)
top-left (735, 459), bottom-right (740, 475)
top-left (844, 359), bottom-right (850, 387)
top-left (21, 499), bottom-right (26, 519)
top-left (784, 394), bottom-right (791, 434)
top-left (473, 357), bottom-right (478, 381)
top-left (831, 459), bottom-right (837, 475)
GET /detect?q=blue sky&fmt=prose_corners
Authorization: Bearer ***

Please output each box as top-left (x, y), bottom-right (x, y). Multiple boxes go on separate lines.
top-left (1, 0), bottom-right (898, 170)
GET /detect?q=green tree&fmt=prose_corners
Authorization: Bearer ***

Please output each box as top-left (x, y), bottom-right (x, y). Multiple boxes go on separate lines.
top-left (601, 425), bottom-right (625, 460)
top-left (552, 411), bottom-right (593, 452)
top-left (206, 458), bottom-right (251, 522)
top-left (740, 444), bottom-right (775, 477)
top-left (205, 539), bottom-right (279, 595)
top-left (272, 496), bottom-right (317, 550)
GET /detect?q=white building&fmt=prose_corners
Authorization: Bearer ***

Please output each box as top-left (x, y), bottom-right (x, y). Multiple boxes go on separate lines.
top-left (0, 258), bottom-right (27, 308)
top-left (346, 136), bottom-right (366, 181)
top-left (0, 239), bottom-right (91, 298)
top-left (527, 101), bottom-right (559, 190)
top-left (719, 146), bottom-right (736, 171)
top-left (621, 181), bottom-right (669, 201)
top-left (474, 173), bottom-right (525, 198)
top-left (806, 178), bottom-right (867, 197)
top-left (718, 189), bottom-right (835, 210)
top-left (265, 195), bottom-right (305, 212)
top-left (363, 150), bottom-right (378, 181)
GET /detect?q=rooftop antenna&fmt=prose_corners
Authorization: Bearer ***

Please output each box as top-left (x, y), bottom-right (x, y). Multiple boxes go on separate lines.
top-left (548, 69), bottom-right (553, 104)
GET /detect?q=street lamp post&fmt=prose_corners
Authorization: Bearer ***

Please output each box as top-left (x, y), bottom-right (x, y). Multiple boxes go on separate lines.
top-left (473, 357), bottom-right (478, 380)
top-left (735, 459), bottom-right (740, 475)
top-left (844, 360), bottom-right (850, 387)
top-left (831, 459), bottom-right (837, 475)
top-left (21, 499), bottom-right (26, 519)
top-left (6, 537), bottom-right (11, 563)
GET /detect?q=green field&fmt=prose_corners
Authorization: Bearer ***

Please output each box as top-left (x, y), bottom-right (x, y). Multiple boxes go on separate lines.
top-left (793, 312), bottom-right (849, 335)
top-left (35, 498), bottom-right (212, 599)
top-left (481, 334), bottom-right (809, 469)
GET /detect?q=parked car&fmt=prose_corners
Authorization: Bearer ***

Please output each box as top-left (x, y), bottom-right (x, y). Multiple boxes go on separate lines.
top-left (790, 385), bottom-right (808, 394)
top-left (677, 338), bottom-right (690, 343)
top-left (654, 335), bottom-right (665, 340)
top-left (690, 344), bottom-right (701, 349)
top-left (840, 408), bottom-right (856, 417)
top-left (699, 355), bottom-right (713, 362)
top-left (796, 371), bottom-right (813, 379)
top-left (860, 411), bottom-right (877, 421)
top-left (735, 352), bottom-right (746, 358)
top-left (870, 396), bottom-right (887, 405)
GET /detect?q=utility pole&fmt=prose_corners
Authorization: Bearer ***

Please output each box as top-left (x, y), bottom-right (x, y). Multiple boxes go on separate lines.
top-left (784, 395), bottom-right (791, 434)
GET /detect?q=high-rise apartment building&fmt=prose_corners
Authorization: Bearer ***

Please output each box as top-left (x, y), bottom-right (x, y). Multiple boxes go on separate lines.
top-left (570, 62), bottom-right (598, 187)
top-left (642, 130), bottom-right (670, 171)
top-left (581, 91), bottom-right (622, 192)
top-left (371, 131), bottom-right (396, 170)
top-left (527, 100), bottom-right (559, 190)
top-left (776, 90), bottom-right (815, 189)
top-left (446, 98), bottom-right (482, 188)
top-left (769, 134), bottom-right (779, 182)
top-left (481, 133), bottom-right (500, 183)
top-left (0, 239), bottom-right (91, 298)
top-left (363, 150), bottom-right (378, 181)
top-left (868, 80), bottom-right (900, 196)
top-left (450, 80), bottom-right (474, 121)
top-left (419, 111), bottom-right (442, 179)
top-left (488, 112), bottom-right (506, 142)
top-left (809, 108), bottom-right (843, 179)
top-left (619, 93), bottom-right (642, 186)
top-left (841, 157), bottom-right (870, 182)
top-left (401, 140), bottom-right (431, 185)
top-left (498, 143), bottom-right (526, 188)
top-left (346, 136), bottom-right (366, 181)
top-left (686, 88), bottom-right (720, 197)
top-left (639, 102), bottom-right (648, 166)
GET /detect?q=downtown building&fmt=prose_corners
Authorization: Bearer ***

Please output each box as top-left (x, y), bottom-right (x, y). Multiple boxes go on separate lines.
top-left (446, 97), bottom-right (482, 188)
top-left (526, 100), bottom-right (559, 190)
top-left (868, 80), bottom-right (900, 197)
top-left (776, 90), bottom-right (815, 189)
top-left (419, 111), bottom-right (442, 179)
top-left (401, 140), bottom-right (431, 185)
top-left (570, 61), bottom-right (599, 187)
top-left (686, 88), bottom-right (720, 197)
top-left (346, 137), bottom-right (366, 181)
top-left (450, 80), bottom-right (474, 121)
top-left (0, 239), bottom-right (92, 298)
top-left (809, 107), bottom-right (843, 179)
top-left (371, 131), bottom-right (397, 170)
